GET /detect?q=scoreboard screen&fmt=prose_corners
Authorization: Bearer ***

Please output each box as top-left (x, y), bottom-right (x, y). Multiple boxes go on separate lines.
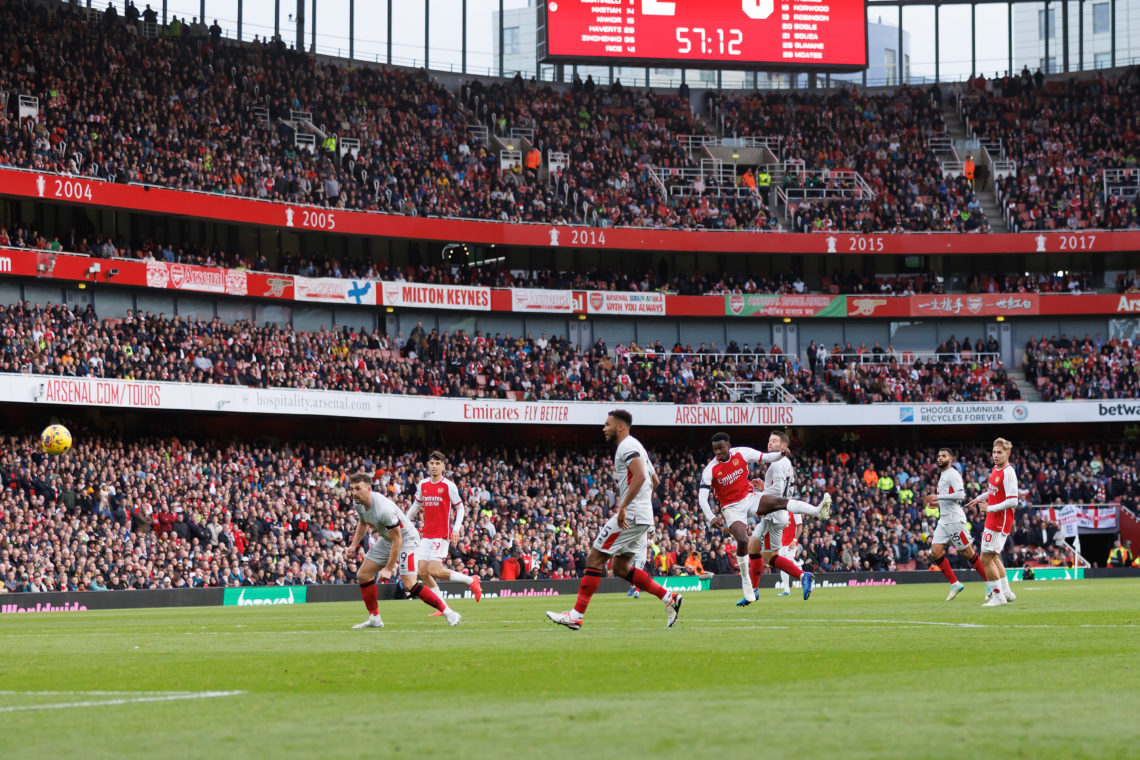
top-left (539, 0), bottom-right (869, 71)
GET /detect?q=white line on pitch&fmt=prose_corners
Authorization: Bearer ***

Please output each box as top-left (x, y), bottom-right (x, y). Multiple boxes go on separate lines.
top-left (0, 690), bottom-right (245, 713)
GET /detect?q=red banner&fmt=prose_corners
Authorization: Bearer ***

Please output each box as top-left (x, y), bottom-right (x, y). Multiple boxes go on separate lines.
top-left (4, 247), bottom-right (1140, 320)
top-left (4, 168), bottom-right (1140, 255)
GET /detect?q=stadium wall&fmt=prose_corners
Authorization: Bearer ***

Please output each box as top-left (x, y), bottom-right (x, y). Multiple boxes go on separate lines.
top-left (5, 570), bottom-right (1137, 613)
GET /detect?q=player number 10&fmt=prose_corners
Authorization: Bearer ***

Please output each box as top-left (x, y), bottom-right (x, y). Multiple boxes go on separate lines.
top-left (676, 27), bottom-right (744, 55)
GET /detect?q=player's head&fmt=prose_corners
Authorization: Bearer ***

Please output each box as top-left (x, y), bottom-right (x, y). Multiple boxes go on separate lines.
top-left (992, 437), bottom-right (1012, 467)
top-left (936, 447), bottom-right (954, 470)
top-left (710, 432), bottom-right (731, 461)
top-left (767, 429), bottom-right (789, 453)
top-left (347, 472), bottom-right (372, 505)
top-left (427, 450), bottom-right (446, 478)
top-left (604, 409), bottom-right (633, 444)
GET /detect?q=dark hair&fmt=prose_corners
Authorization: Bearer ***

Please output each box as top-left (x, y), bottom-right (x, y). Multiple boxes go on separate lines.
top-left (608, 409), bottom-right (633, 426)
top-left (348, 472), bottom-right (372, 486)
top-left (938, 447), bottom-right (955, 458)
top-left (769, 430), bottom-right (789, 445)
top-left (711, 432), bottom-right (731, 446)
top-left (428, 450), bottom-right (447, 463)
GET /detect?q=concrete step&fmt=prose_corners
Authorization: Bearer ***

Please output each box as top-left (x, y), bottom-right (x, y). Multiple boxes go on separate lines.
top-left (1006, 369), bottom-right (1043, 402)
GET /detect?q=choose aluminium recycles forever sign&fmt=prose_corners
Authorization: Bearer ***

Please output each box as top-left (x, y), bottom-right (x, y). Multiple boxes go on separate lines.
top-left (223, 586), bottom-right (307, 606)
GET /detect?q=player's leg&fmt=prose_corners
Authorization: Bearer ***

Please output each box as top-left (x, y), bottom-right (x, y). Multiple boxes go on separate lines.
top-left (755, 492), bottom-right (832, 519)
top-left (613, 552), bottom-right (683, 628)
top-left (959, 543), bottom-right (987, 580)
top-left (758, 511), bottom-right (812, 599)
top-left (354, 557), bottom-right (385, 628)
top-left (401, 562), bottom-right (462, 625)
top-left (729, 520), bottom-right (756, 605)
top-left (746, 535), bottom-right (765, 595)
top-left (429, 557), bottom-right (484, 602)
top-left (995, 547), bottom-right (1016, 601)
top-left (980, 530), bottom-right (1008, 606)
top-left (930, 541), bottom-right (964, 600)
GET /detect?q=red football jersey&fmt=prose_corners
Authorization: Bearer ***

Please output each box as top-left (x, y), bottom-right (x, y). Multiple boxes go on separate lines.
top-left (985, 464), bottom-right (1017, 534)
top-left (415, 478), bottom-right (461, 540)
top-left (701, 448), bottom-right (763, 508)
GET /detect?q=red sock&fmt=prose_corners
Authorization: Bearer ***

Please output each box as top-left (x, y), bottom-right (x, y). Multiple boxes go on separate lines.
top-left (629, 568), bottom-right (669, 601)
top-left (359, 580), bottom-right (379, 616)
top-left (411, 582), bottom-right (447, 612)
top-left (936, 557), bottom-right (959, 583)
top-left (749, 555), bottom-right (764, 590)
top-left (971, 555), bottom-right (986, 579)
top-left (574, 568), bottom-right (603, 614)
top-left (771, 555), bottom-right (803, 580)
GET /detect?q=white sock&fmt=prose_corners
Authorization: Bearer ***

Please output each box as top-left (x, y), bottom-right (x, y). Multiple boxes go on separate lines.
top-left (662, 591), bottom-right (674, 605)
top-left (999, 576), bottom-right (1013, 595)
top-left (787, 499), bottom-right (820, 516)
top-left (739, 555), bottom-right (755, 598)
top-left (780, 570), bottom-right (790, 591)
top-left (568, 609), bottom-right (583, 620)
top-left (449, 570), bottom-right (473, 585)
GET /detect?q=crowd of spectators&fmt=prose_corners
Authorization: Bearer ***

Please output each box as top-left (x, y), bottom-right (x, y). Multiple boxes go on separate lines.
top-left (712, 85), bottom-right (988, 232)
top-left (959, 68), bottom-right (1140, 232)
top-left (816, 335), bottom-right (1019, 403)
top-left (1024, 333), bottom-right (1140, 401)
top-left (0, 431), bottom-right (1132, 593)
top-left (0, 301), bottom-right (823, 403)
top-left (1, 1), bottom-right (1003, 234)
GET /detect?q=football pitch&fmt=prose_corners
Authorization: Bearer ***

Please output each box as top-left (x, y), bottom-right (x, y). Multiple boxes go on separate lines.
top-left (2, 580), bottom-right (1136, 759)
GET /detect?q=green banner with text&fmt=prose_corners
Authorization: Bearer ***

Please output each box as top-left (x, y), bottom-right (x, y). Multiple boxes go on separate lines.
top-left (223, 586), bottom-right (307, 606)
top-left (1007, 567), bottom-right (1084, 582)
top-left (724, 294), bottom-right (847, 317)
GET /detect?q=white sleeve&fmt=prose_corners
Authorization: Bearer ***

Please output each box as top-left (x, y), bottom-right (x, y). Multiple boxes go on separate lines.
top-left (405, 483), bottom-right (422, 521)
top-left (939, 473), bottom-right (964, 501)
top-left (760, 451), bottom-right (784, 464)
top-left (1003, 468), bottom-right (1018, 499)
top-left (734, 447), bottom-right (764, 464)
top-left (451, 504), bottom-right (465, 532)
top-left (698, 460), bottom-right (716, 522)
top-left (448, 481), bottom-right (462, 507)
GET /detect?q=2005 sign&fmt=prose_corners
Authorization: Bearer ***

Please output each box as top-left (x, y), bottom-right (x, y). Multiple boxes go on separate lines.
top-left (300, 210), bottom-right (336, 230)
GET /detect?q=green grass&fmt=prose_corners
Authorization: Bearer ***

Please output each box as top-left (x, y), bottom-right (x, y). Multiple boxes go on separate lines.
top-left (2, 580), bottom-right (1137, 759)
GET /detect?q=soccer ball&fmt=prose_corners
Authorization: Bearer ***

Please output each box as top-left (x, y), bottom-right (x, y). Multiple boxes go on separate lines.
top-left (40, 424), bottom-right (72, 455)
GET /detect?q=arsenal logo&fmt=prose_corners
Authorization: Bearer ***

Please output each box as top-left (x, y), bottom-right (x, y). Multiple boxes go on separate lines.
top-left (170, 264), bottom-right (186, 288)
top-left (967, 296), bottom-right (983, 314)
top-left (729, 294), bottom-right (745, 315)
top-left (589, 292), bottom-right (605, 312)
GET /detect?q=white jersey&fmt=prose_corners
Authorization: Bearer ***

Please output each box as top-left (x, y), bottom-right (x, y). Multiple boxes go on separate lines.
top-left (613, 434), bottom-right (654, 525)
top-left (762, 456), bottom-right (795, 499)
top-left (936, 467), bottom-right (966, 524)
top-left (354, 492), bottom-right (419, 553)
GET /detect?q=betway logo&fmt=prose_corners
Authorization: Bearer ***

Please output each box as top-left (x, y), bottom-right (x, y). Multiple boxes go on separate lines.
top-left (1, 602), bottom-right (88, 613)
top-left (237, 588), bottom-right (297, 605)
top-left (1098, 402), bottom-right (1140, 417)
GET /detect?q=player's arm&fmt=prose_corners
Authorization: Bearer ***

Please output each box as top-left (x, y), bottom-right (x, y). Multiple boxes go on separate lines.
top-left (448, 481), bottom-right (464, 543)
top-left (617, 455), bottom-right (645, 529)
top-left (737, 446), bottom-right (784, 465)
top-left (347, 519), bottom-right (368, 555)
top-left (405, 493), bottom-right (422, 521)
top-left (651, 472), bottom-right (661, 490)
top-left (697, 461), bottom-right (718, 524)
top-left (378, 526), bottom-right (401, 580)
top-left (987, 470), bottom-right (1019, 512)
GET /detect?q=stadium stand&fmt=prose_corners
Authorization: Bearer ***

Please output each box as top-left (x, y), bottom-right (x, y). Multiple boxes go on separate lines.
top-left (1023, 334), bottom-right (1140, 401)
top-left (0, 1), bottom-right (1002, 233)
top-left (957, 68), bottom-right (1140, 232)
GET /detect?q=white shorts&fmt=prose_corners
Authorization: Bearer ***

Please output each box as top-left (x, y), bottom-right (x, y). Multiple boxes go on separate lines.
top-left (592, 516), bottom-right (652, 557)
top-left (366, 542), bottom-right (419, 578)
top-left (751, 509), bottom-right (790, 553)
top-left (980, 529), bottom-right (1008, 554)
top-left (933, 521), bottom-right (972, 551)
top-left (418, 537), bottom-right (450, 563)
top-left (722, 495), bottom-right (758, 528)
